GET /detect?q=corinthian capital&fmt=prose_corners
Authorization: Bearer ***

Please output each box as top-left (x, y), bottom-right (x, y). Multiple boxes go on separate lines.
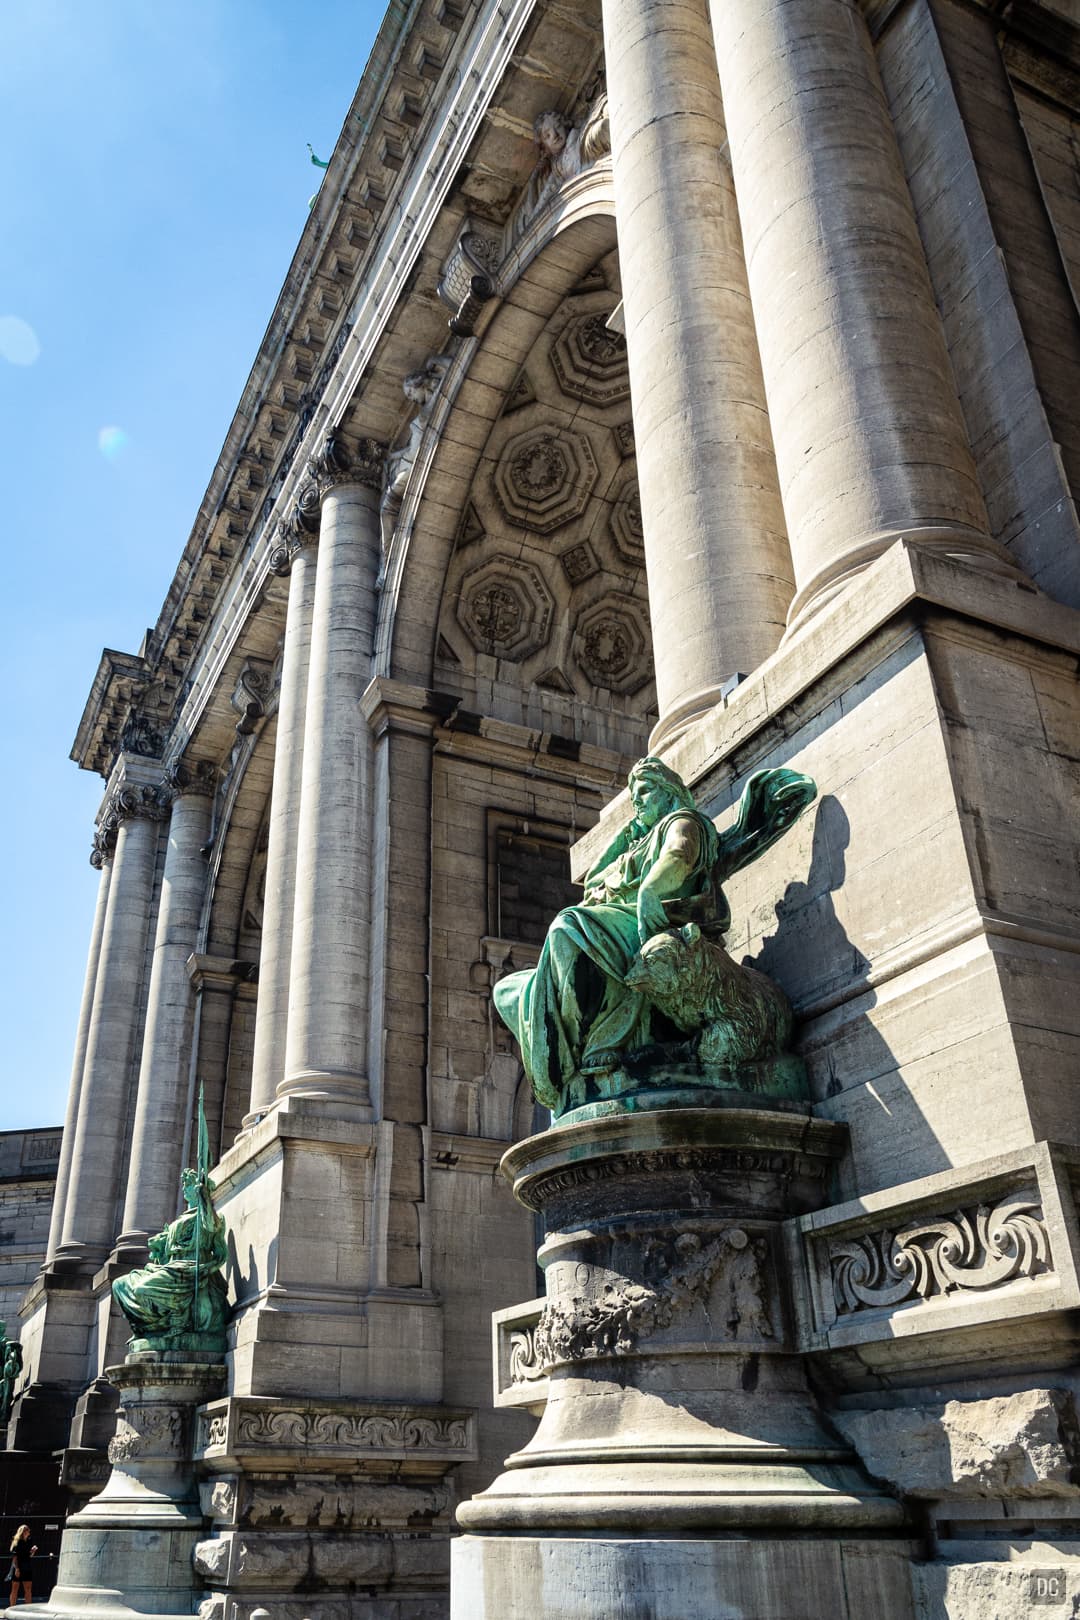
top-left (307, 431), bottom-right (386, 495)
top-left (161, 760), bottom-right (218, 801)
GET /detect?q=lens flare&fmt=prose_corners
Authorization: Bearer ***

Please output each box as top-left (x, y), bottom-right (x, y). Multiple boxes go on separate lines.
top-left (98, 426), bottom-right (129, 461)
top-left (0, 316), bottom-right (40, 366)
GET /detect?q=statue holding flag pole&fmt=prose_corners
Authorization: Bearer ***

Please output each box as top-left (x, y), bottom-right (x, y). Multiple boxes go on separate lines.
top-left (112, 1086), bottom-right (229, 1354)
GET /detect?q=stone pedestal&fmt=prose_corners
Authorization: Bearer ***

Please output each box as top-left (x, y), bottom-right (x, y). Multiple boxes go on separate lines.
top-left (453, 1104), bottom-right (917, 1619)
top-left (13, 1354), bottom-right (225, 1620)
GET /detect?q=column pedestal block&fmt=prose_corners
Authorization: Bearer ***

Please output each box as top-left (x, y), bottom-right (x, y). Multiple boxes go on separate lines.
top-left (11, 1354), bottom-right (225, 1620)
top-left (454, 1105), bottom-right (916, 1619)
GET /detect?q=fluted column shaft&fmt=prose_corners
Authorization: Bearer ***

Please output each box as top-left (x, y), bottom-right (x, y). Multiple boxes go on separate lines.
top-left (603, 0), bottom-right (793, 748)
top-left (118, 783), bottom-right (213, 1245)
top-left (710, 0), bottom-right (1015, 629)
top-left (46, 858), bottom-right (113, 1264)
top-left (56, 802), bottom-right (161, 1269)
top-left (281, 467), bottom-right (381, 1115)
top-left (247, 537), bottom-right (318, 1121)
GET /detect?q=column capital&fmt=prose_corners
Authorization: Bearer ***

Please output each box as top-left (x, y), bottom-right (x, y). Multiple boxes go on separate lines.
top-left (160, 759), bottom-right (218, 802)
top-left (268, 490), bottom-right (321, 574)
top-left (307, 431), bottom-right (387, 496)
top-left (90, 779), bottom-right (171, 866)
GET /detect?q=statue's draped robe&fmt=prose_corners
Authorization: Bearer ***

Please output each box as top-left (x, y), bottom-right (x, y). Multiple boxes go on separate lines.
top-left (494, 808), bottom-right (719, 1110)
top-left (493, 769), bottom-right (816, 1113)
top-left (113, 1196), bottom-right (228, 1339)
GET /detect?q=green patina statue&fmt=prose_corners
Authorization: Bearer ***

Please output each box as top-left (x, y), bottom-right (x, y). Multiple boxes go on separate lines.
top-left (0, 1327), bottom-right (22, 1426)
top-left (112, 1090), bottom-right (228, 1355)
top-left (494, 757), bottom-right (816, 1121)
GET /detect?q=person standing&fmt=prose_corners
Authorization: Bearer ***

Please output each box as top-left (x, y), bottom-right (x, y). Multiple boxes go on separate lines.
top-left (7, 1525), bottom-right (37, 1605)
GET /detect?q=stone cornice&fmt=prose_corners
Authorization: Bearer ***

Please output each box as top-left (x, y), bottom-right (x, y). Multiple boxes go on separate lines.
top-left (83, 0), bottom-right (572, 785)
top-left (71, 649), bottom-right (151, 777)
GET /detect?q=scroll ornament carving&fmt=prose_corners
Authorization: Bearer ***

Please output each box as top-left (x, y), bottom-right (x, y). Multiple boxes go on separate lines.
top-left (831, 1191), bottom-right (1051, 1316)
top-left (231, 660), bottom-right (274, 737)
top-left (437, 226), bottom-right (502, 335)
top-left (508, 1328), bottom-right (546, 1385)
top-left (534, 1227), bottom-right (773, 1369)
top-left (201, 1411), bottom-right (229, 1450)
top-left (161, 760), bottom-right (218, 801)
top-left (230, 1407), bottom-right (470, 1451)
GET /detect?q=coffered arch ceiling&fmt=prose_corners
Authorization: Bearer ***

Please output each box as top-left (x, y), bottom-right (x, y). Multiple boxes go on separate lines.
top-left (391, 215), bottom-right (656, 743)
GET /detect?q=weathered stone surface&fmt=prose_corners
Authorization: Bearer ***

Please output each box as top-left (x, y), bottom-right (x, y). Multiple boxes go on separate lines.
top-left (836, 1389), bottom-right (1080, 1500)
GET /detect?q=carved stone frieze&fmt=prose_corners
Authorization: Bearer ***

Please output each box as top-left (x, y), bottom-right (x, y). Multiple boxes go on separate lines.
top-left (494, 424), bottom-right (599, 534)
top-left (456, 556), bottom-right (555, 660)
top-left (572, 592), bottom-right (651, 693)
top-left (508, 1326), bottom-right (546, 1384)
top-left (830, 1190), bottom-right (1051, 1316)
top-left (107, 1404), bottom-right (186, 1463)
top-left (197, 1400), bottom-right (475, 1462)
top-left (517, 1144), bottom-right (829, 1221)
top-left (536, 1226), bottom-right (773, 1369)
top-left (551, 310), bottom-right (630, 408)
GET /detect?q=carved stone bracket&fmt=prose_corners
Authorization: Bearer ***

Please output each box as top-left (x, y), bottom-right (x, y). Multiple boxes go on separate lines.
top-left (437, 222), bottom-right (502, 335)
top-left (91, 777), bottom-right (172, 866)
top-left (230, 660), bottom-right (274, 738)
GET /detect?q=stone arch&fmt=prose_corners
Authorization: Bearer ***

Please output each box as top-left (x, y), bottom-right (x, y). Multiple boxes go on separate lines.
top-left (377, 191), bottom-right (630, 704)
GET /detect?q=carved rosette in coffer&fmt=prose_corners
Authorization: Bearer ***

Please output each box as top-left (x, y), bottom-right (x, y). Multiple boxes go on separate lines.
top-left (455, 555), bottom-right (555, 659)
top-left (550, 311), bottom-right (631, 408)
top-left (572, 591), bottom-right (651, 693)
top-left (493, 424), bottom-right (599, 535)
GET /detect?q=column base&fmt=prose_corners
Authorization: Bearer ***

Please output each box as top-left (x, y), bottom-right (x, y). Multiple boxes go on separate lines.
top-left (274, 1070), bottom-right (373, 1120)
top-left (451, 1533), bottom-right (917, 1620)
top-left (782, 524), bottom-right (1024, 638)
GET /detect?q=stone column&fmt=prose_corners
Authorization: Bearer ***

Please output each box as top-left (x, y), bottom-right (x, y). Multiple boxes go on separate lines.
top-left (115, 768), bottom-right (215, 1250)
top-left (246, 520), bottom-right (318, 1123)
top-left (280, 439), bottom-right (384, 1117)
top-left (603, 0), bottom-right (793, 748)
top-left (709, 0), bottom-right (1019, 631)
top-left (46, 855), bottom-right (113, 1264)
top-left (53, 784), bottom-right (165, 1273)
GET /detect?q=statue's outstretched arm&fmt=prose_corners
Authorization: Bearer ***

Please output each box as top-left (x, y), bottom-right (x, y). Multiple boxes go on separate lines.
top-left (716, 769), bottom-right (816, 880)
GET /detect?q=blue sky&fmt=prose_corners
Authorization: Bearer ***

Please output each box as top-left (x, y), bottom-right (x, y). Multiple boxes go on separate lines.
top-left (1, 1), bottom-right (383, 1128)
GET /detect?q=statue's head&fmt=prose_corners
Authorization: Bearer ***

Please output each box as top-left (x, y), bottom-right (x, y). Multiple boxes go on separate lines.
top-left (628, 756), bottom-right (695, 827)
top-left (181, 1167), bottom-right (215, 1206)
top-left (534, 110), bottom-right (570, 155)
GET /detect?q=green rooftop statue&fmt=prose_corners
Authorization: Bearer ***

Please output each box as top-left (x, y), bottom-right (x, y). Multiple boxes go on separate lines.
top-left (112, 1088), bottom-right (228, 1355)
top-left (493, 757), bottom-right (816, 1120)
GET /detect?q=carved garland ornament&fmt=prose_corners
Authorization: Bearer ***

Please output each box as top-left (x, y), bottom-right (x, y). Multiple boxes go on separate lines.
top-left (830, 1190), bottom-right (1051, 1316)
top-left (534, 1227), bottom-right (772, 1369)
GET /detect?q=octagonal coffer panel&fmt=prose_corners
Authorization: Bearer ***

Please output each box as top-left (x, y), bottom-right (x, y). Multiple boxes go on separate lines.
top-left (572, 592), bottom-right (652, 693)
top-left (551, 311), bottom-right (632, 408)
top-left (456, 555), bottom-right (556, 660)
top-left (494, 424), bottom-right (599, 535)
top-left (609, 475), bottom-right (645, 567)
